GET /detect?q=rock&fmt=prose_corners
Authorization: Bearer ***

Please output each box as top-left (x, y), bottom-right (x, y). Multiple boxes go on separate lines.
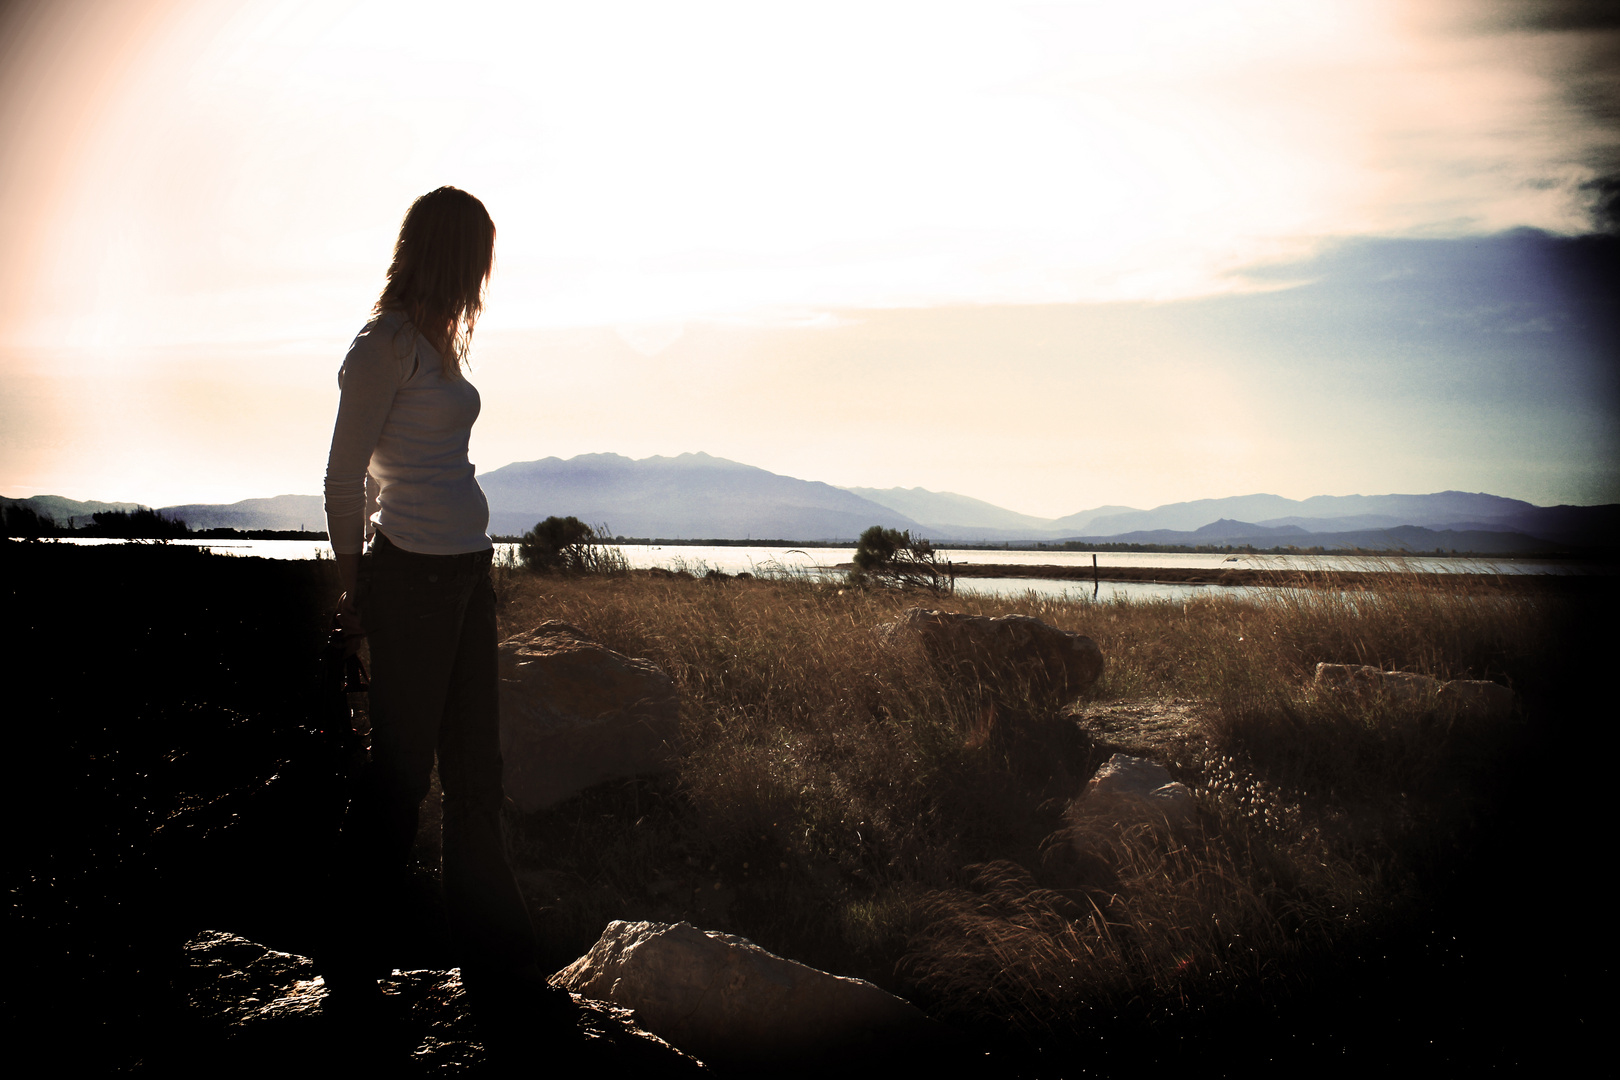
top-left (172, 931), bottom-right (703, 1073)
top-left (1066, 698), bottom-right (1204, 760)
top-left (1314, 663), bottom-right (1514, 720)
top-left (181, 931), bottom-right (335, 1028)
top-left (499, 622), bottom-right (681, 812)
top-left (554, 920), bottom-right (932, 1066)
top-left (875, 608), bottom-right (1104, 702)
top-left (1313, 663), bottom-right (1439, 706)
top-left (1078, 753), bottom-right (1193, 827)
top-left (1436, 678), bottom-right (1516, 722)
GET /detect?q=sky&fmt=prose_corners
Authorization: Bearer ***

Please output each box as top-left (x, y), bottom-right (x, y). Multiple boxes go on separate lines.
top-left (1, 0), bottom-right (1616, 517)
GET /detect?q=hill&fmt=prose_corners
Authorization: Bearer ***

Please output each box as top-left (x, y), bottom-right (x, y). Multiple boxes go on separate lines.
top-left (479, 452), bottom-right (921, 540)
top-left (14, 457), bottom-right (1613, 549)
top-left (1, 495), bottom-right (143, 528)
top-left (158, 495), bottom-right (326, 532)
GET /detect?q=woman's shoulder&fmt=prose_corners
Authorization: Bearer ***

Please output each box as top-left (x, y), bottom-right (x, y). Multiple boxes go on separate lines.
top-left (343, 310), bottom-right (420, 381)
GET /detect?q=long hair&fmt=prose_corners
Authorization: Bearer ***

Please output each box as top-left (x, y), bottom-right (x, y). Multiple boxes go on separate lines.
top-left (373, 187), bottom-right (495, 376)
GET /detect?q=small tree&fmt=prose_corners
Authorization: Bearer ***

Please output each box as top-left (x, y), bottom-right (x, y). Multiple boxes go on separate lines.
top-left (2, 503), bottom-right (58, 537)
top-left (88, 507), bottom-right (188, 539)
top-left (518, 516), bottom-right (627, 575)
top-left (851, 525), bottom-right (954, 594)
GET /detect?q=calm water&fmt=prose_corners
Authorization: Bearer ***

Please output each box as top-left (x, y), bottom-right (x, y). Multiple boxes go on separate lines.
top-left (38, 537), bottom-right (1598, 602)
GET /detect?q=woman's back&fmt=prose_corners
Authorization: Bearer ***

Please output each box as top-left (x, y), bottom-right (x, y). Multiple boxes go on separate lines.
top-left (325, 309), bottom-right (492, 556)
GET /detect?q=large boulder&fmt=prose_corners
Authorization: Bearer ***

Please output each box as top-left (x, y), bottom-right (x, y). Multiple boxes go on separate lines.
top-left (1314, 663), bottom-right (1514, 721)
top-left (1076, 753), bottom-right (1193, 828)
top-left (553, 920), bottom-right (931, 1065)
top-left (1313, 663), bottom-right (1439, 705)
top-left (499, 622), bottom-right (680, 812)
top-left (875, 608), bottom-right (1104, 702)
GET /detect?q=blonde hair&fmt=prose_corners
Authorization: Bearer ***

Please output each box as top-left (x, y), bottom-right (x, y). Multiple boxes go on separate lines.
top-left (373, 187), bottom-right (495, 376)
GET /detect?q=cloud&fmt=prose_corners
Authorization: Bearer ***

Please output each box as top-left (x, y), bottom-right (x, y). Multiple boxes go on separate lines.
top-left (1438, 0), bottom-right (1620, 211)
top-left (1581, 176), bottom-right (1620, 233)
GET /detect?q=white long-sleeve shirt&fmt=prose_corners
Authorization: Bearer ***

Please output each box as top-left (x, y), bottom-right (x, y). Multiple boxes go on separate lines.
top-left (323, 311), bottom-right (492, 555)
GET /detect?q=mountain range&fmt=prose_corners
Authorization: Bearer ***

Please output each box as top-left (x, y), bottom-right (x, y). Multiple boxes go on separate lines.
top-left (5, 451), bottom-right (1614, 550)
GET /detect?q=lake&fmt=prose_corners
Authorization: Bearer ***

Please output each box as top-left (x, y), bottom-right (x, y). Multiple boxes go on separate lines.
top-left (37, 537), bottom-right (1600, 602)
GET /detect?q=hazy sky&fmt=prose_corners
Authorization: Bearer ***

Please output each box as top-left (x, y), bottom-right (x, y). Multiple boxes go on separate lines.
top-left (1, 0), bottom-right (1616, 516)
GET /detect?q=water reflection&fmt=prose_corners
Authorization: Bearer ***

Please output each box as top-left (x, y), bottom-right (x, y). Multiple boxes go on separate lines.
top-left (954, 576), bottom-right (1276, 603)
top-left (36, 537), bottom-right (1599, 603)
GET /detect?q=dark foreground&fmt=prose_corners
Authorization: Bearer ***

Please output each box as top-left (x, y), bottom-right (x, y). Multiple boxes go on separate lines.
top-left (2, 540), bottom-right (1607, 1074)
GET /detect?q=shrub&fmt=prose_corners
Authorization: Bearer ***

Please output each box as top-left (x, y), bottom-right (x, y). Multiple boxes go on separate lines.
top-left (851, 525), bottom-right (954, 594)
top-left (2, 503), bottom-right (58, 537)
top-left (88, 508), bottom-right (188, 539)
top-left (517, 516), bottom-right (628, 575)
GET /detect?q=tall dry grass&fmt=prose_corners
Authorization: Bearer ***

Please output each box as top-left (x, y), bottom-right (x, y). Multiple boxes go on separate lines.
top-left (492, 567), bottom-right (1560, 1037)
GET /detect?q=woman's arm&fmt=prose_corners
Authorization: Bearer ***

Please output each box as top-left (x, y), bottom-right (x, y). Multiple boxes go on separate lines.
top-left (325, 320), bottom-right (407, 645)
top-left (335, 550), bottom-right (364, 650)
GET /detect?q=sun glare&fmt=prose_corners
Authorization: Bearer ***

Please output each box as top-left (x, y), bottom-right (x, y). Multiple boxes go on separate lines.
top-left (0, 0), bottom-right (1611, 508)
top-left (3, 0), bottom-right (1605, 352)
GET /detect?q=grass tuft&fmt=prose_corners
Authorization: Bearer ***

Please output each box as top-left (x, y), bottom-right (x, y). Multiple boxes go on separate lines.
top-left (493, 567), bottom-right (1570, 1038)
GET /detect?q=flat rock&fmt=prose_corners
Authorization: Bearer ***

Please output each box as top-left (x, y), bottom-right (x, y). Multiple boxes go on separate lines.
top-left (499, 621), bottom-right (681, 812)
top-left (1066, 698), bottom-right (1204, 759)
top-left (1078, 752), bottom-right (1193, 827)
top-left (554, 920), bottom-right (932, 1066)
top-left (875, 608), bottom-right (1104, 702)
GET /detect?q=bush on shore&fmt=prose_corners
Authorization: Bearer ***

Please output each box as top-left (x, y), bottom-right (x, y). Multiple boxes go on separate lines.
top-left (517, 516), bottom-right (628, 575)
top-left (850, 524), bottom-right (955, 594)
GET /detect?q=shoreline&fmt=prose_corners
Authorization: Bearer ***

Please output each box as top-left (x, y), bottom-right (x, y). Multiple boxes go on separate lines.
top-left (848, 560), bottom-right (1607, 591)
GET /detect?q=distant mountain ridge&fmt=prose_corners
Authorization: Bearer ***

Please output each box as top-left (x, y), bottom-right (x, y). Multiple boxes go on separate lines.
top-left (1, 495), bottom-right (143, 527)
top-left (847, 486), bottom-right (1610, 548)
top-left (9, 454), bottom-right (1613, 548)
top-left (841, 486), bottom-right (1062, 535)
top-left (1064, 519), bottom-right (1578, 556)
top-left (478, 452), bottom-right (921, 540)
top-left (1070, 491), bottom-right (1542, 536)
top-left (1059, 494), bottom-right (1613, 548)
top-left (159, 495), bottom-right (326, 532)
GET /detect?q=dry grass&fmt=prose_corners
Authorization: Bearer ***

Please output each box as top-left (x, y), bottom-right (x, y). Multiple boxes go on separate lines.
top-left (490, 565), bottom-right (1556, 1038)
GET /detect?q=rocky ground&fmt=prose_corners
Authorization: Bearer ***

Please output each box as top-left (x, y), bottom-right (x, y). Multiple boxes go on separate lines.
top-left (159, 930), bottom-right (704, 1074)
top-left (3, 540), bottom-right (1605, 1074)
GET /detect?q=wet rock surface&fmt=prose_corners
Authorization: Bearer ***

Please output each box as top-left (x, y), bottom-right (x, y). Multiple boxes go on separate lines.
top-left (1066, 698), bottom-right (1205, 759)
top-left (1076, 752), bottom-right (1194, 828)
top-left (168, 930), bottom-right (705, 1074)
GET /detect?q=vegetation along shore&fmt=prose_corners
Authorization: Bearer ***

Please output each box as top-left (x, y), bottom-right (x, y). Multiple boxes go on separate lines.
top-left (5, 537), bottom-right (1605, 1073)
top-left (934, 561), bottom-right (1599, 590)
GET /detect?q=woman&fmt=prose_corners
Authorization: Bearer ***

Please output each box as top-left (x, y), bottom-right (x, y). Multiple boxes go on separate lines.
top-left (323, 187), bottom-right (566, 1025)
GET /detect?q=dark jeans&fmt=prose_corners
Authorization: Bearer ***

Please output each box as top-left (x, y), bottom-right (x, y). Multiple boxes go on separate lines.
top-left (333, 531), bottom-right (535, 978)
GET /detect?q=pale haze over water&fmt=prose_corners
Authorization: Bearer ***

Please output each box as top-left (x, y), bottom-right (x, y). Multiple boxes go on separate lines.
top-left (40, 538), bottom-right (1598, 604)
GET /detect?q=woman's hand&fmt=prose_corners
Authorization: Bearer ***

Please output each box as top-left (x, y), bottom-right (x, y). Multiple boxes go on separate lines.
top-left (336, 589), bottom-right (366, 654)
top-left (335, 551), bottom-right (366, 655)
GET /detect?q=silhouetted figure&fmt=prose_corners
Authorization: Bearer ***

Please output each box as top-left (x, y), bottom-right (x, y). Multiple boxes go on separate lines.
top-left (320, 187), bottom-right (575, 1051)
